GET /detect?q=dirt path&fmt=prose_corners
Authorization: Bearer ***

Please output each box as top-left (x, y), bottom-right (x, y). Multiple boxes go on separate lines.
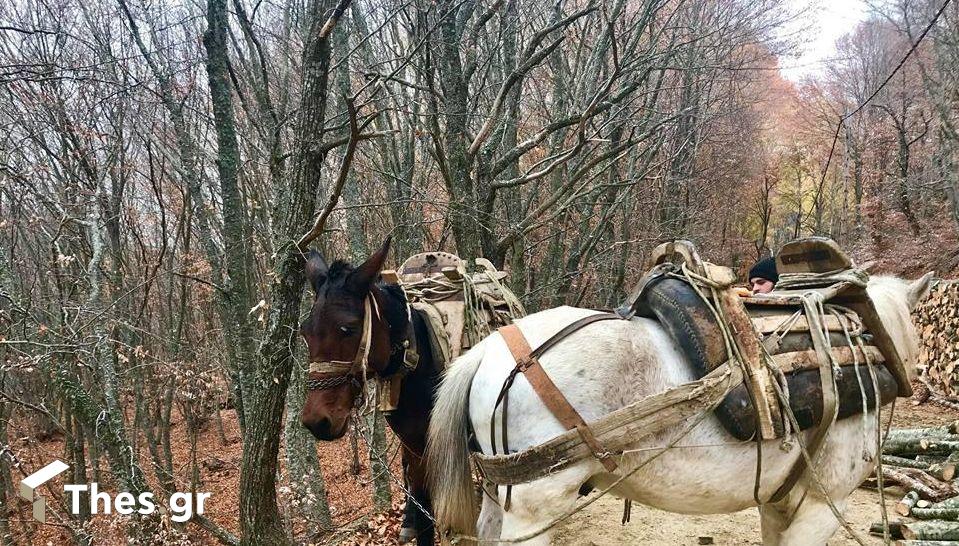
top-left (554, 403), bottom-right (953, 545)
top-left (555, 488), bottom-right (895, 545)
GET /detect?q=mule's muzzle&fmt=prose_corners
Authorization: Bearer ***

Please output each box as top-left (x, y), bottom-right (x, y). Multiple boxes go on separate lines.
top-left (302, 417), bottom-right (347, 441)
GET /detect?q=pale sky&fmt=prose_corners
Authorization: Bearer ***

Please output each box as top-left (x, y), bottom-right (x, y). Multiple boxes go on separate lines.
top-left (780, 0), bottom-right (871, 81)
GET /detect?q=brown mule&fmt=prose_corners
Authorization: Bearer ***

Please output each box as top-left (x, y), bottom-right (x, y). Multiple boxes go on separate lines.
top-left (300, 237), bottom-right (440, 546)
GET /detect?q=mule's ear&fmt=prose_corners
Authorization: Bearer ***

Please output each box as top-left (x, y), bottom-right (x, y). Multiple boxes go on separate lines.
top-left (907, 271), bottom-right (935, 311)
top-left (348, 236), bottom-right (392, 293)
top-left (305, 250), bottom-right (328, 292)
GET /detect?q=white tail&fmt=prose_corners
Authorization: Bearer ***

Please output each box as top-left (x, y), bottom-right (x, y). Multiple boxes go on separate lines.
top-left (427, 339), bottom-right (487, 538)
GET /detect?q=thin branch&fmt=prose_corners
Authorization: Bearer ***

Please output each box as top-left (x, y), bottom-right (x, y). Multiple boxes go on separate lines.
top-left (467, 4), bottom-right (598, 157)
top-left (297, 95), bottom-right (362, 250)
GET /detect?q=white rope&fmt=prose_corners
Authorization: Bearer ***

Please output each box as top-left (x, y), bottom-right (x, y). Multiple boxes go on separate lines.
top-left (776, 268), bottom-right (869, 290)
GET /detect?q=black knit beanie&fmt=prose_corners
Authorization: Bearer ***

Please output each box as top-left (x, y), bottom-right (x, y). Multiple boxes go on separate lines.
top-left (748, 257), bottom-right (779, 283)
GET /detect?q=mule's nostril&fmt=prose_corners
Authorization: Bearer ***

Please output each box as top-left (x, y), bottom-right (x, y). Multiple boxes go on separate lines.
top-left (304, 418), bottom-right (332, 440)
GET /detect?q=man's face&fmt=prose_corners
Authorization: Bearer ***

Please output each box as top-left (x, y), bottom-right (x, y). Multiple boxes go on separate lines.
top-left (750, 277), bottom-right (775, 294)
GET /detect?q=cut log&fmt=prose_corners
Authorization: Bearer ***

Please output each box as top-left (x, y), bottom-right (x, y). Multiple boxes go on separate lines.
top-left (885, 455), bottom-right (934, 470)
top-left (930, 461), bottom-right (957, 481)
top-left (918, 454), bottom-right (950, 464)
top-left (898, 541), bottom-right (959, 545)
top-left (909, 506), bottom-right (959, 520)
top-left (869, 521), bottom-right (904, 539)
top-left (900, 468), bottom-right (959, 499)
top-left (931, 496), bottom-right (959, 510)
top-left (882, 455), bottom-right (956, 482)
top-left (899, 491), bottom-right (922, 516)
top-left (881, 455), bottom-right (955, 480)
top-left (881, 467), bottom-right (955, 501)
top-left (883, 436), bottom-right (959, 456)
top-left (887, 425), bottom-right (959, 439)
top-left (903, 521), bottom-right (959, 541)
top-left (914, 281), bottom-right (959, 395)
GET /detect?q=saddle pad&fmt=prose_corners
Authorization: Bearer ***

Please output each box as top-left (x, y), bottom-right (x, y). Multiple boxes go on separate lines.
top-left (411, 303), bottom-right (452, 367)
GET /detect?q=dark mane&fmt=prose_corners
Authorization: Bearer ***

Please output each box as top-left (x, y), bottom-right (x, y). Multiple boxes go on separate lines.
top-left (326, 260), bottom-right (354, 283)
top-left (378, 278), bottom-right (407, 309)
top-left (377, 280), bottom-right (405, 302)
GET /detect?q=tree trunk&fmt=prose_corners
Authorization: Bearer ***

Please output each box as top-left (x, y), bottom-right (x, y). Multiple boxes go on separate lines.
top-left (895, 124), bottom-right (921, 235)
top-left (366, 405), bottom-right (392, 511)
top-left (0, 374), bottom-right (12, 546)
top-left (237, 1), bottom-right (344, 543)
top-left (203, 0), bottom-right (258, 433)
top-left (284, 361), bottom-right (333, 536)
top-left (434, 0), bottom-right (480, 258)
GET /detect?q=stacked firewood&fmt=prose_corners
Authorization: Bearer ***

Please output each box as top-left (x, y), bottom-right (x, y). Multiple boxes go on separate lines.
top-left (871, 423), bottom-right (959, 541)
top-left (914, 280), bottom-right (959, 395)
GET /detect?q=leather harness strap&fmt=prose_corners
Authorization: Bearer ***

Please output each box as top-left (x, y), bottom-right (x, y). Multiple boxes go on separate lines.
top-left (496, 313), bottom-right (622, 473)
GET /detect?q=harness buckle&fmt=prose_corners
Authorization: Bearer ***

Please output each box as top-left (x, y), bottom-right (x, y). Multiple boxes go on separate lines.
top-left (516, 357), bottom-right (536, 372)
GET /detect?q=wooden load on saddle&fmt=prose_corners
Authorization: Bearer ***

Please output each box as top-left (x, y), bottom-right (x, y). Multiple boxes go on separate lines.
top-left (377, 251), bottom-right (525, 411)
top-left (471, 237), bottom-right (915, 488)
top-left (618, 237), bottom-right (911, 442)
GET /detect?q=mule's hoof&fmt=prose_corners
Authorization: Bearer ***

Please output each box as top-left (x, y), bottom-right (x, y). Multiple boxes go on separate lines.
top-left (398, 527), bottom-right (417, 544)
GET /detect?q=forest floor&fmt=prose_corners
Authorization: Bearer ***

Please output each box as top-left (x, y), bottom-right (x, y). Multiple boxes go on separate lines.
top-left (5, 394), bottom-right (955, 545)
top-left (6, 406), bottom-right (407, 545)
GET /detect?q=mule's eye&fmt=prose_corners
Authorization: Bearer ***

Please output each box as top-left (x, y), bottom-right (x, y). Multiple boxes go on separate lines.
top-left (339, 325), bottom-right (356, 336)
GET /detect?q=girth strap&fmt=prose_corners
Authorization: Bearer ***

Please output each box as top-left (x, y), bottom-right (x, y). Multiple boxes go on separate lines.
top-left (495, 313), bottom-right (622, 473)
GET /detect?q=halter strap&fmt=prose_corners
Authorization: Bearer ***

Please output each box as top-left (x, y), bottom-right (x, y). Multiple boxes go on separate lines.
top-left (309, 297), bottom-right (374, 376)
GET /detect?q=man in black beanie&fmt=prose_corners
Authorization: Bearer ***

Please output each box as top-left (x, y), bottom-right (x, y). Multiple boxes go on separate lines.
top-left (748, 257), bottom-right (779, 294)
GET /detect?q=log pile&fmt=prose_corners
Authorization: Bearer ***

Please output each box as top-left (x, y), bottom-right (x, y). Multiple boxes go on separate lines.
top-left (914, 280), bottom-right (959, 395)
top-left (871, 423), bottom-right (959, 542)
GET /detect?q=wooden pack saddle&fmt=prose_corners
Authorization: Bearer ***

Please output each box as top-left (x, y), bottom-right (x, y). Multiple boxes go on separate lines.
top-left (376, 252), bottom-right (525, 412)
top-left (618, 238), bottom-right (910, 441)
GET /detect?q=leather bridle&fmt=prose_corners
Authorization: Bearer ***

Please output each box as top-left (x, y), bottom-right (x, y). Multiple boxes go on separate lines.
top-left (307, 297), bottom-right (375, 391)
top-left (306, 292), bottom-right (418, 391)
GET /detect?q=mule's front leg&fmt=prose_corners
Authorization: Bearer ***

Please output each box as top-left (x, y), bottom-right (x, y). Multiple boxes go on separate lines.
top-left (398, 489), bottom-right (434, 545)
top-left (777, 498), bottom-right (845, 546)
top-left (398, 492), bottom-right (418, 544)
top-left (411, 488), bottom-right (434, 546)
top-left (759, 504), bottom-right (789, 546)
top-left (478, 489), bottom-right (504, 540)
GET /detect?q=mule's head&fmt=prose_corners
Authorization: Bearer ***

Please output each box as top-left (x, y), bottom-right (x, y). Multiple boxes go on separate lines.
top-left (866, 271), bottom-right (935, 382)
top-left (299, 238), bottom-right (393, 440)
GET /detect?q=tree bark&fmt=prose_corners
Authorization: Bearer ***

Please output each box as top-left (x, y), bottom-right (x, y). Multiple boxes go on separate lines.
top-left (237, 1), bottom-right (346, 544)
top-left (366, 406), bottom-right (392, 511)
top-left (434, 0), bottom-right (480, 258)
top-left (203, 0), bottom-right (259, 432)
top-left (284, 360), bottom-right (334, 536)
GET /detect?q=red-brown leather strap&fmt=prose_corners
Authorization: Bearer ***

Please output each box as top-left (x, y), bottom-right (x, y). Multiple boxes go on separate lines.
top-left (499, 322), bottom-right (619, 472)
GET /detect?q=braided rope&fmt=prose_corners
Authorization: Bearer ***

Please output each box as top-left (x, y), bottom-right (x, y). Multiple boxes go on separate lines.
top-left (306, 374), bottom-right (359, 391)
top-left (402, 270), bottom-right (525, 349)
